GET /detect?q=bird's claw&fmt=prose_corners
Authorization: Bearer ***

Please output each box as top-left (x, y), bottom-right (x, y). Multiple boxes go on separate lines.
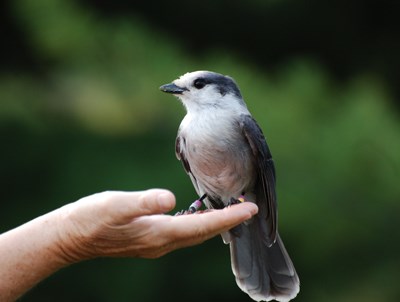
top-left (174, 198), bottom-right (204, 216)
top-left (228, 195), bottom-right (247, 206)
top-left (175, 194), bottom-right (246, 215)
top-left (174, 209), bottom-right (191, 216)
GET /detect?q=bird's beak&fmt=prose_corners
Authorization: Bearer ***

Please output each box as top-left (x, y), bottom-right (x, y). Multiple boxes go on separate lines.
top-left (159, 83), bottom-right (188, 94)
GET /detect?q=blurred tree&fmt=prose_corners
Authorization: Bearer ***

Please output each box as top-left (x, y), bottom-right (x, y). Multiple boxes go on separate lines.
top-left (2, 0), bottom-right (400, 104)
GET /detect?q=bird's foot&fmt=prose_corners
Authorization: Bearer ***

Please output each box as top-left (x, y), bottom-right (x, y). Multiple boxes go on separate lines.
top-left (174, 194), bottom-right (207, 216)
top-left (228, 195), bottom-right (247, 206)
top-left (174, 199), bottom-right (203, 216)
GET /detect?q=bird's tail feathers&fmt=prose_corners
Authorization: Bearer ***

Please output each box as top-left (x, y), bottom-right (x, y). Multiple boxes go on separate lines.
top-left (229, 218), bottom-right (300, 302)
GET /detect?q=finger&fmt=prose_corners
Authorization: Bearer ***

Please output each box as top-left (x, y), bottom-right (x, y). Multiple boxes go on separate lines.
top-left (165, 202), bottom-right (258, 248)
top-left (101, 189), bottom-right (176, 225)
top-left (137, 189), bottom-right (176, 215)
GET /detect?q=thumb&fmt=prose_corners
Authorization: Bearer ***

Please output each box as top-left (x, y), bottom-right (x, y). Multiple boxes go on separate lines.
top-left (109, 189), bottom-right (176, 225)
top-left (136, 189), bottom-right (176, 216)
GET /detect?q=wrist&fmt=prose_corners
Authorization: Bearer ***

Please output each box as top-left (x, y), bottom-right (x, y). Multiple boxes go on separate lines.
top-left (54, 202), bottom-right (96, 264)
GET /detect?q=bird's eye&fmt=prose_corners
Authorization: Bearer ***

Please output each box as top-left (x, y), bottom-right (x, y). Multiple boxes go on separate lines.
top-left (193, 78), bottom-right (206, 89)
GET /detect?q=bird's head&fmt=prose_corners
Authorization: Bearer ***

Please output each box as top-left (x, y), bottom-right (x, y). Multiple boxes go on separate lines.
top-left (160, 71), bottom-right (245, 113)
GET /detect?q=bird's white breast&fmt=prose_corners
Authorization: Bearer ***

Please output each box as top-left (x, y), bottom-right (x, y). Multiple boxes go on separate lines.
top-left (178, 109), bottom-right (256, 201)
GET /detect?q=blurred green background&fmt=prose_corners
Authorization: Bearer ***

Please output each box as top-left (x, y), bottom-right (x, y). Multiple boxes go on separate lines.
top-left (1, 0), bottom-right (399, 301)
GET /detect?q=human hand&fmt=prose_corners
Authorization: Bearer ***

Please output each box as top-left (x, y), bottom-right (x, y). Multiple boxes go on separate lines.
top-left (57, 189), bottom-right (258, 262)
top-left (0, 189), bottom-right (257, 301)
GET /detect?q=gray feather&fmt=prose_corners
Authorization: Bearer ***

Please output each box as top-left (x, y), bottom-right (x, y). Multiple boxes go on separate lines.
top-left (230, 218), bottom-right (300, 302)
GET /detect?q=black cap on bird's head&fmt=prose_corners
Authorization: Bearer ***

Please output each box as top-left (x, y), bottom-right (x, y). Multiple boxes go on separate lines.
top-left (160, 71), bottom-right (242, 98)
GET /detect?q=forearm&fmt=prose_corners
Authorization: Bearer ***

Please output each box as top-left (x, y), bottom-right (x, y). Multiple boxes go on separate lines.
top-left (0, 208), bottom-right (71, 301)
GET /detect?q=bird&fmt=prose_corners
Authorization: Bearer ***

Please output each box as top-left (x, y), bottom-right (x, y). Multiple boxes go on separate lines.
top-left (160, 71), bottom-right (300, 302)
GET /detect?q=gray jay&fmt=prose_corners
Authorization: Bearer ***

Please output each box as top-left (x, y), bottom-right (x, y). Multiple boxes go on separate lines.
top-left (160, 71), bottom-right (300, 302)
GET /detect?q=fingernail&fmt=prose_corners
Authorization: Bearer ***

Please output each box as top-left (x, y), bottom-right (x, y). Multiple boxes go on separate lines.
top-left (157, 192), bottom-right (175, 211)
top-left (248, 203), bottom-right (259, 215)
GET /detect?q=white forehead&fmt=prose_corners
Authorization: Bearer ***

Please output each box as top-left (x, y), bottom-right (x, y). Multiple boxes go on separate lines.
top-left (173, 70), bottom-right (210, 87)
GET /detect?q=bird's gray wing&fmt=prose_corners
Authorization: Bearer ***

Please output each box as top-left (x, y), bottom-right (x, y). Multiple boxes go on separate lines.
top-left (239, 114), bottom-right (277, 246)
top-left (175, 135), bottom-right (200, 194)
